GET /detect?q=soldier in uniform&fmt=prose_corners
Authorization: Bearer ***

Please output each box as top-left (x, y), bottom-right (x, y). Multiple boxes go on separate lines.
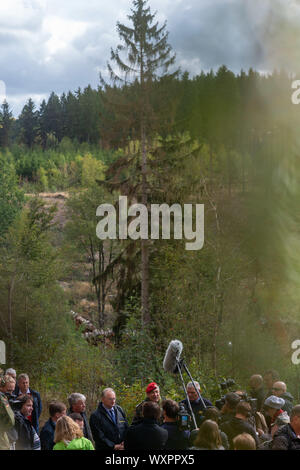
top-left (131, 382), bottom-right (163, 426)
top-left (0, 375), bottom-right (16, 450)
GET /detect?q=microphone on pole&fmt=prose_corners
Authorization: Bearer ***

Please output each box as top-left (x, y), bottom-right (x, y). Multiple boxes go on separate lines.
top-left (162, 339), bottom-right (207, 430)
top-left (163, 340), bottom-right (183, 374)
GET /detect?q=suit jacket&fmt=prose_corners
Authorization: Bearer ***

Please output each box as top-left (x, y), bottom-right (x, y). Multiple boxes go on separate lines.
top-left (124, 418), bottom-right (168, 450)
top-left (89, 402), bottom-right (129, 450)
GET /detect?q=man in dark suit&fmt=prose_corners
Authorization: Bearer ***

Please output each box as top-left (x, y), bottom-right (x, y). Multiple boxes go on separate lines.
top-left (125, 401), bottom-right (168, 450)
top-left (90, 388), bottom-right (129, 450)
top-left (15, 373), bottom-right (42, 434)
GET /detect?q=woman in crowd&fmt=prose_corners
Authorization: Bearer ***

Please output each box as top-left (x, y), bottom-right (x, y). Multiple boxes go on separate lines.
top-left (14, 395), bottom-right (41, 450)
top-left (189, 419), bottom-right (224, 450)
top-left (53, 415), bottom-right (94, 450)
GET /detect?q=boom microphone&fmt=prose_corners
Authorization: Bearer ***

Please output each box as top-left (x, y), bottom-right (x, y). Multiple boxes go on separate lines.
top-left (163, 340), bottom-right (183, 374)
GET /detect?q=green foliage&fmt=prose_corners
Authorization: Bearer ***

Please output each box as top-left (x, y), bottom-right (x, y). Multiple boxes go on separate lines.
top-left (81, 152), bottom-right (106, 187)
top-left (36, 167), bottom-right (48, 191)
top-left (0, 153), bottom-right (24, 235)
top-left (1, 21), bottom-right (299, 409)
top-left (0, 197), bottom-right (63, 363)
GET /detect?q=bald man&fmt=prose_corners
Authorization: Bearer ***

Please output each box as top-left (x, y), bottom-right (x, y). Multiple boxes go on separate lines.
top-left (271, 381), bottom-right (294, 416)
top-left (249, 375), bottom-right (265, 412)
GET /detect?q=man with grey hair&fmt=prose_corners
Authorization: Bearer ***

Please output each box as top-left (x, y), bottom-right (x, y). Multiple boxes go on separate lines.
top-left (67, 392), bottom-right (93, 442)
top-left (180, 381), bottom-right (212, 427)
top-left (89, 387), bottom-right (129, 450)
top-left (15, 373), bottom-right (42, 433)
top-left (5, 368), bottom-right (16, 381)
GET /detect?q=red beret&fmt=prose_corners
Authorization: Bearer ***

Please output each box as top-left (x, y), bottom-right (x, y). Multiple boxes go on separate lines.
top-left (146, 382), bottom-right (158, 394)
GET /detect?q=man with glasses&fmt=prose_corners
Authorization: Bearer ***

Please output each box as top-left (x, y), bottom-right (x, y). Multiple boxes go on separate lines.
top-left (271, 381), bottom-right (294, 416)
top-left (132, 382), bottom-right (163, 425)
top-left (90, 388), bottom-right (128, 451)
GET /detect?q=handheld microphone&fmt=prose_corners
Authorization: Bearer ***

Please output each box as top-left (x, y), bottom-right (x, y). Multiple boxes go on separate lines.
top-left (163, 340), bottom-right (183, 374)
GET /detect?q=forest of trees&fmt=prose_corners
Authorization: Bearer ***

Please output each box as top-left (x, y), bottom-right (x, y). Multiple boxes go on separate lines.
top-left (0, 0), bottom-right (299, 416)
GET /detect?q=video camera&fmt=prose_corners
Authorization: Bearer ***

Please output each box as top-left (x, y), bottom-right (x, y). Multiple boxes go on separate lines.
top-left (177, 403), bottom-right (192, 431)
top-left (6, 396), bottom-right (23, 412)
top-left (237, 392), bottom-right (258, 414)
top-left (215, 378), bottom-right (236, 410)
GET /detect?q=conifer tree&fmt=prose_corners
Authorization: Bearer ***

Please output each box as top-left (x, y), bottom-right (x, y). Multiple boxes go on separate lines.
top-left (0, 100), bottom-right (13, 147)
top-left (19, 98), bottom-right (39, 147)
top-left (104, 0), bottom-right (177, 325)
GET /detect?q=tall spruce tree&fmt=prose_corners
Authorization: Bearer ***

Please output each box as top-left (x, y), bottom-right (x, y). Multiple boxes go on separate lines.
top-left (105, 0), bottom-right (177, 325)
top-left (19, 98), bottom-right (39, 147)
top-left (0, 100), bottom-right (13, 148)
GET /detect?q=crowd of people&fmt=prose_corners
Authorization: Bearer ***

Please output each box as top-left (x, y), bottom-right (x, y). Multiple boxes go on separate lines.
top-left (0, 367), bottom-right (299, 451)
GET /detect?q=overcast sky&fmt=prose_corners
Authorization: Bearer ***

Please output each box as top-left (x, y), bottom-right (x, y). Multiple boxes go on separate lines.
top-left (1, 0), bottom-right (299, 115)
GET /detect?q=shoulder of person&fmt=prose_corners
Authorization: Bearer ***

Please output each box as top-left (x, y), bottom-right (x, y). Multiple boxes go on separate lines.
top-left (135, 400), bottom-right (145, 410)
top-left (0, 392), bottom-right (8, 404)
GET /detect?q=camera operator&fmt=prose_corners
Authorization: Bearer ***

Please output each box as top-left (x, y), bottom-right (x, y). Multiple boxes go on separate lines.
top-left (161, 399), bottom-right (190, 450)
top-left (180, 381), bottom-right (212, 428)
top-left (220, 401), bottom-right (259, 449)
top-left (249, 374), bottom-right (265, 412)
top-left (219, 392), bottom-right (241, 425)
top-left (0, 375), bottom-right (16, 450)
top-left (232, 390), bottom-right (269, 444)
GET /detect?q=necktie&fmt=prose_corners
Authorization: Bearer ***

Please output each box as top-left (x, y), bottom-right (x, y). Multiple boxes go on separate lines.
top-left (109, 408), bottom-right (116, 424)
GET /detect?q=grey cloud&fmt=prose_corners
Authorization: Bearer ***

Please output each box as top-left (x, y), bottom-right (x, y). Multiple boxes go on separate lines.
top-left (167, 0), bottom-right (265, 73)
top-left (1, 0), bottom-right (299, 116)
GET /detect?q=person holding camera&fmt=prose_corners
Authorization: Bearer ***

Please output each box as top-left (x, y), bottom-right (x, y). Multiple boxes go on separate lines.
top-left (219, 392), bottom-right (241, 425)
top-left (161, 399), bottom-right (190, 450)
top-left (249, 375), bottom-right (266, 412)
top-left (220, 401), bottom-right (259, 450)
top-left (180, 381), bottom-right (212, 428)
